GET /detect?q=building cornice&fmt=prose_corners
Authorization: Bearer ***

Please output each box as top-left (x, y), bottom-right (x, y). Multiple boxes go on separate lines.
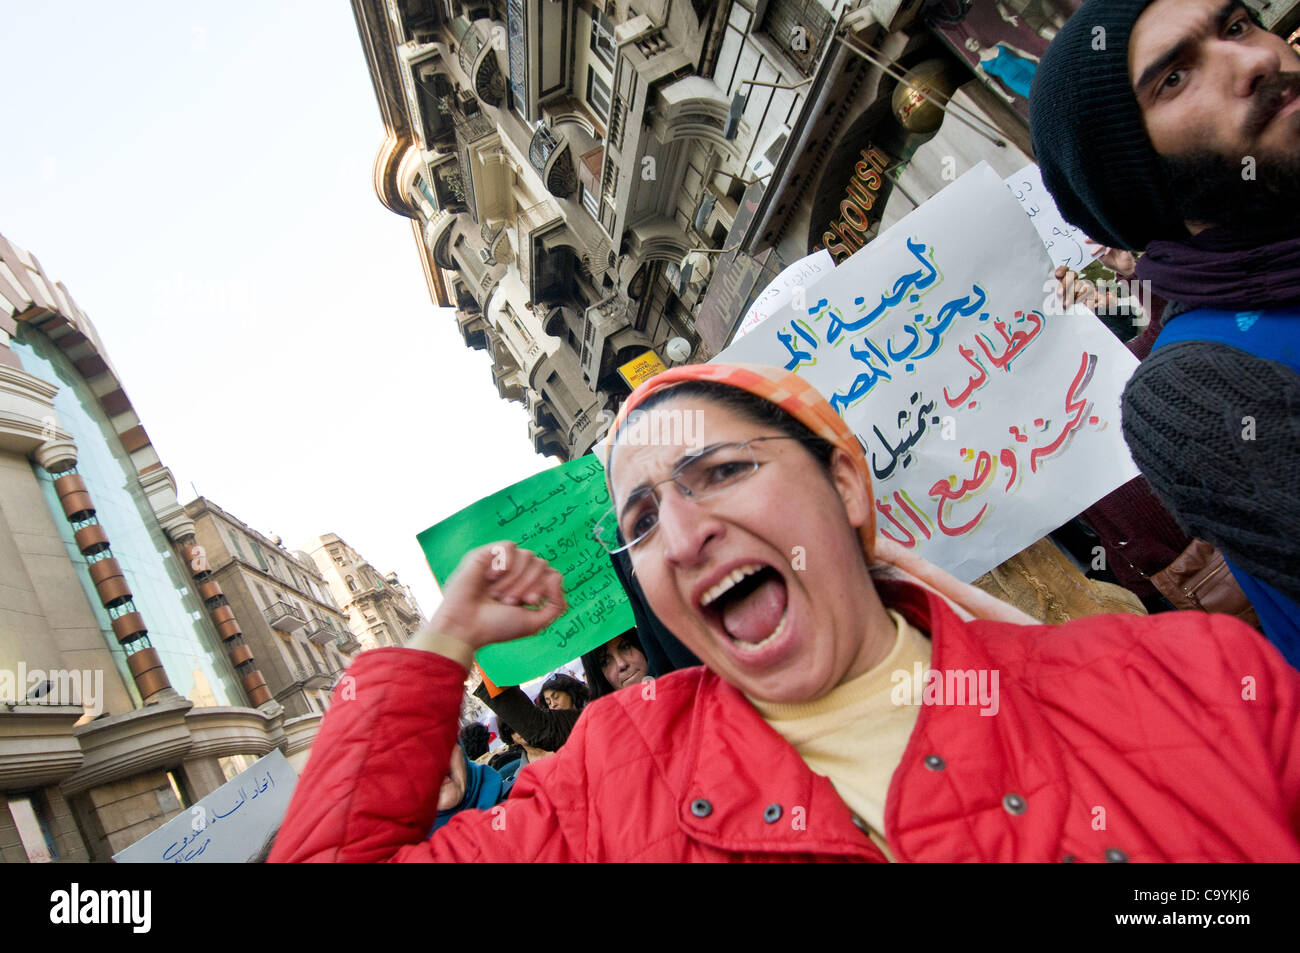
top-left (60, 695), bottom-right (196, 795)
top-left (0, 707), bottom-right (87, 790)
top-left (280, 712), bottom-right (324, 759)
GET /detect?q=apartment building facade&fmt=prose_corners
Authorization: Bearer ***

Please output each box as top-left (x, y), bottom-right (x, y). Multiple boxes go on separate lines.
top-left (353, 0), bottom-right (834, 458)
top-left (183, 499), bottom-right (362, 729)
top-left (0, 233), bottom-right (289, 862)
top-left (304, 534), bottom-right (425, 650)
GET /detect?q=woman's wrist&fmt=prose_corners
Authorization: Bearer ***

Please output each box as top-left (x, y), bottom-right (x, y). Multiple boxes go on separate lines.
top-left (408, 626), bottom-right (477, 668)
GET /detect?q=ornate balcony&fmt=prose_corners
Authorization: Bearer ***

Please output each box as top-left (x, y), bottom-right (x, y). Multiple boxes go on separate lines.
top-left (263, 601), bottom-right (306, 633)
top-left (455, 18), bottom-right (506, 108)
top-left (528, 124), bottom-right (577, 198)
top-left (303, 616), bottom-right (340, 647)
top-left (336, 630), bottom-right (361, 654)
top-left (458, 309), bottom-right (490, 350)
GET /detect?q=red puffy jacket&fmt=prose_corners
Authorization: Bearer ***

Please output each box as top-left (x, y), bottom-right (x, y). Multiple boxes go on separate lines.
top-left (269, 583), bottom-right (1300, 862)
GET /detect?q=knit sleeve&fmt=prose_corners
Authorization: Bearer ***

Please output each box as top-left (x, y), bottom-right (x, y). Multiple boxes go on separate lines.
top-left (1121, 341), bottom-right (1300, 602)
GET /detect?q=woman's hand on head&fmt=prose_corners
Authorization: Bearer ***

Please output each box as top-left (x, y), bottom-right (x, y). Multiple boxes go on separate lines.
top-left (418, 542), bottom-right (567, 653)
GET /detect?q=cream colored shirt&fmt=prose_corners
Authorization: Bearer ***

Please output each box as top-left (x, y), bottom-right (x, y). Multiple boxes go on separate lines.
top-left (749, 610), bottom-right (931, 860)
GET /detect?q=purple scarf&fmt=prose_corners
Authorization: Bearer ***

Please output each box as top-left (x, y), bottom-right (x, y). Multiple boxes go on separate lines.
top-left (1137, 226), bottom-right (1300, 310)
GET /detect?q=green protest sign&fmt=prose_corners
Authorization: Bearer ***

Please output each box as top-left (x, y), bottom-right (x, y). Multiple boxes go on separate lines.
top-left (417, 455), bottom-right (634, 686)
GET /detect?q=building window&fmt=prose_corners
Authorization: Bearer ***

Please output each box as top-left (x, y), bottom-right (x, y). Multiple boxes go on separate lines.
top-left (251, 542), bottom-right (269, 572)
top-left (346, 576), bottom-right (358, 593)
top-left (761, 0), bottom-right (832, 75)
top-left (414, 174), bottom-right (437, 210)
top-left (582, 184), bottom-right (600, 219)
top-left (228, 530), bottom-right (247, 561)
top-left (586, 66), bottom-right (611, 118)
top-left (590, 8), bottom-right (615, 68)
top-left (6, 794), bottom-right (58, 863)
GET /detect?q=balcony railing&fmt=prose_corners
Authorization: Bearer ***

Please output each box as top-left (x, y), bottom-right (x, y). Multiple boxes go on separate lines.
top-left (303, 616), bottom-right (339, 646)
top-left (336, 630), bottom-right (361, 654)
top-left (263, 601), bottom-right (306, 633)
top-left (286, 664), bottom-right (333, 692)
top-left (529, 124), bottom-right (563, 174)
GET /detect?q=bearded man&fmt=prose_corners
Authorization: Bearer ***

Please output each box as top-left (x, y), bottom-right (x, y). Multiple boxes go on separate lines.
top-left (1029, 0), bottom-right (1300, 666)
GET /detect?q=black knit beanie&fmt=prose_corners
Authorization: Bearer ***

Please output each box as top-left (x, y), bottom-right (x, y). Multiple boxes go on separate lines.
top-left (1029, 0), bottom-right (1189, 251)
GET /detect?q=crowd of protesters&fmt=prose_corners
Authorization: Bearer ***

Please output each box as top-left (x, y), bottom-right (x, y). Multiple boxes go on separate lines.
top-left (269, 0), bottom-right (1300, 863)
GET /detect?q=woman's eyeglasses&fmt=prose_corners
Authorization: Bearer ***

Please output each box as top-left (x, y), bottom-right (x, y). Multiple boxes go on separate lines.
top-left (592, 436), bottom-right (809, 555)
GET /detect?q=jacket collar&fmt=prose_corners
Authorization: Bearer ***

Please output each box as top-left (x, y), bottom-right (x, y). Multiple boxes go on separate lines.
top-left (674, 581), bottom-right (940, 858)
top-left (676, 581), bottom-right (1065, 861)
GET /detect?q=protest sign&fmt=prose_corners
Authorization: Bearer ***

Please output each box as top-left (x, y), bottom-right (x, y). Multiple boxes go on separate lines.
top-left (1004, 163), bottom-right (1106, 271)
top-left (733, 249), bottom-right (835, 340)
top-left (716, 163), bottom-right (1140, 583)
top-left (418, 456), bottom-right (633, 685)
top-left (113, 750), bottom-right (296, 863)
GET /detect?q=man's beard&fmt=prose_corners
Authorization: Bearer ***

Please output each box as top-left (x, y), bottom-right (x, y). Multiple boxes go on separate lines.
top-left (1158, 72), bottom-right (1300, 237)
top-left (1160, 145), bottom-right (1300, 236)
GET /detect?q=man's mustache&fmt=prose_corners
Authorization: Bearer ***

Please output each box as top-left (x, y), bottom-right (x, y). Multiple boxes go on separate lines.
top-left (1244, 72), bottom-right (1300, 139)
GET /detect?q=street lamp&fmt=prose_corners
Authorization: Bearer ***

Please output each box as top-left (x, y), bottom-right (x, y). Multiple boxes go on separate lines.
top-left (665, 337), bottom-right (692, 364)
top-left (832, 31), bottom-right (1007, 148)
top-left (673, 241), bottom-right (744, 295)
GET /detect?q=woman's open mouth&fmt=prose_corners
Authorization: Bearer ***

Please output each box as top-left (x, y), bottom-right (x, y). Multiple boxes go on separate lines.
top-left (698, 563), bottom-right (790, 654)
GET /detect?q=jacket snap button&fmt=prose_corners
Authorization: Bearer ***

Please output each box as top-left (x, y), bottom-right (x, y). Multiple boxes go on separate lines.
top-left (1061, 854), bottom-right (1077, 863)
top-left (1105, 848), bottom-right (1129, 863)
top-left (924, 754), bottom-right (945, 771)
top-left (1002, 793), bottom-right (1027, 815)
top-left (690, 798), bottom-right (713, 818)
top-left (763, 803), bottom-right (782, 823)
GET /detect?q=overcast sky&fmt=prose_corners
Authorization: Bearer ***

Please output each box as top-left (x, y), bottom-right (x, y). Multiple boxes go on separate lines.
top-left (0, 0), bottom-right (552, 613)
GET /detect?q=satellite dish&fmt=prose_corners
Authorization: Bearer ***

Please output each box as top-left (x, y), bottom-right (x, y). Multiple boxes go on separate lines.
top-left (665, 337), bottom-right (692, 363)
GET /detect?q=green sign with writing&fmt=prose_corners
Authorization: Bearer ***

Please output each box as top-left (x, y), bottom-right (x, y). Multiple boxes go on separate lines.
top-left (417, 455), bottom-right (633, 686)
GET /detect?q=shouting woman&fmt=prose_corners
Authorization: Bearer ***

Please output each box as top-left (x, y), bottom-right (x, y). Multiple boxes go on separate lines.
top-left (271, 365), bottom-right (1300, 862)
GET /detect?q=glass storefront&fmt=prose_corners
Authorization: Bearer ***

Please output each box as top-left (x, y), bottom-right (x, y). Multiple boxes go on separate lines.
top-left (10, 324), bottom-right (241, 708)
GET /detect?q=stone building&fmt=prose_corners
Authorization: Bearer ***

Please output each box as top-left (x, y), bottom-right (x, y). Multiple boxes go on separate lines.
top-left (303, 534), bottom-right (425, 650)
top-left (356, 0), bottom-right (1300, 424)
top-left (0, 233), bottom-right (293, 862)
top-left (183, 498), bottom-right (362, 724)
top-left (352, 0), bottom-right (835, 458)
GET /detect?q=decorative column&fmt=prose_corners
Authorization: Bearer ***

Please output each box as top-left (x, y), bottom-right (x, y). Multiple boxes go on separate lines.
top-left (174, 537), bottom-right (273, 707)
top-left (35, 440), bottom-right (173, 704)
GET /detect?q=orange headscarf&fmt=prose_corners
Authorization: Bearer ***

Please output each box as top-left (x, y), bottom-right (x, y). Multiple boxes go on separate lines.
top-left (604, 362), bottom-right (1035, 625)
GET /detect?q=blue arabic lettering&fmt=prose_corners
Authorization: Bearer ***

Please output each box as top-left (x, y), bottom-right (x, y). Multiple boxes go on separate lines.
top-left (776, 318), bottom-right (821, 371)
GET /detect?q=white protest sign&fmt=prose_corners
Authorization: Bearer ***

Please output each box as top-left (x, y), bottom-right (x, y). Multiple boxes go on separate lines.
top-left (1004, 163), bottom-right (1107, 272)
top-left (113, 749), bottom-right (297, 864)
top-left (733, 250), bottom-right (835, 340)
top-left (716, 163), bottom-right (1140, 583)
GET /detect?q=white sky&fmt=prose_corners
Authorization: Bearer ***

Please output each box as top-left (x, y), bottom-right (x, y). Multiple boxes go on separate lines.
top-left (0, 0), bottom-right (552, 613)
